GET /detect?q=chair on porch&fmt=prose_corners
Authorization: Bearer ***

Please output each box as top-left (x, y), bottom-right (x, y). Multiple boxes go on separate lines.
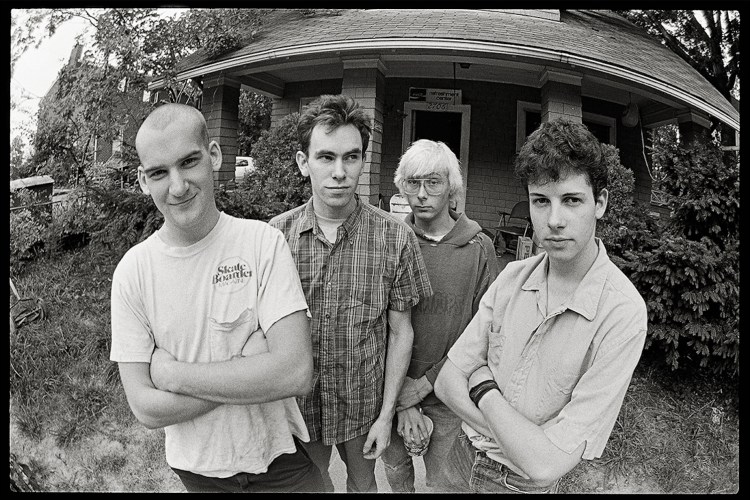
top-left (493, 201), bottom-right (532, 255)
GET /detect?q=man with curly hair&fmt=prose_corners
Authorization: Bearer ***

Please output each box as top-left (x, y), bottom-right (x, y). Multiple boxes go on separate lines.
top-left (435, 118), bottom-right (647, 493)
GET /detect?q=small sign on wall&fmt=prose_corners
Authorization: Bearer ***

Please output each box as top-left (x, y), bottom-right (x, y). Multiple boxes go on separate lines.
top-left (409, 87), bottom-right (462, 105)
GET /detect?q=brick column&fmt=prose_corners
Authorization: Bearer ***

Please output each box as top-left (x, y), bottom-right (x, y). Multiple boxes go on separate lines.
top-left (677, 110), bottom-right (711, 145)
top-left (539, 68), bottom-right (583, 123)
top-left (201, 74), bottom-right (241, 188)
top-left (341, 58), bottom-right (387, 206)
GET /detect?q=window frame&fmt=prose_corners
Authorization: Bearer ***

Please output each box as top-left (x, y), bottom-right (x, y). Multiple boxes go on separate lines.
top-left (515, 101), bottom-right (616, 151)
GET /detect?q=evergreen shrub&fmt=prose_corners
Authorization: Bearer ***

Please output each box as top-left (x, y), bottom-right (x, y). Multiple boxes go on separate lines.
top-left (598, 141), bottom-right (739, 377)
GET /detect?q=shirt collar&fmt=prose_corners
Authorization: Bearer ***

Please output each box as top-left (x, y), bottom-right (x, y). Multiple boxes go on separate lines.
top-left (298, 195), bottom-right (364, 239)
top-left (521, 238), bottom-right (610, 321)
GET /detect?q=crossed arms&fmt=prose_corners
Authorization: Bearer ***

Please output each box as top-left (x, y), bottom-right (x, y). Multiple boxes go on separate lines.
top-left (118, 310), bottom-right (312, 429)
top-left (434, 360), bottom-right (584, 487)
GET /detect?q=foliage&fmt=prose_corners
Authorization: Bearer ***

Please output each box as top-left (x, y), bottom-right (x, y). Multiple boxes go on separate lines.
top-left (650, 139), bottom-right (739, 248)
top-left (618, 10), bottom-right (740, 144)
top-left (233, 112), bottom-right (311, 221)
top-left (598, 140), bottom-right (739, 377)
top-left (598, 144), bottom-right (660, 262)
top-left (10, 186), bottom-right (163, 276)
top-left (237, 90), bottom-right (272, 156)
top-left (10, 190), bottom-right (50, 272)
top-left (169, 9), bottom-right (263, 59)
top-left (11, 136), bottom-right (28, 178)
top-left (17, 8), bottom-right (269, 188)
top-left (618, 10), bottom-right (740, 101)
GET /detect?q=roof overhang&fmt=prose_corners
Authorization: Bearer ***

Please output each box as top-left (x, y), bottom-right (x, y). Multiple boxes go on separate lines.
top-left (149, 37), bottom-right (739, 131)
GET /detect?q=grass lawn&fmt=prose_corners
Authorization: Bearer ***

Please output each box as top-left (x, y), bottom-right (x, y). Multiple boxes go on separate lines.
top-left (9, 244), bottom-right (739, 493)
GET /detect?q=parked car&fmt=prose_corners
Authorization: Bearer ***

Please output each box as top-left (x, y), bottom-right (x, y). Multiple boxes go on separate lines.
top-left (235, 156), bottom-right (255, 184)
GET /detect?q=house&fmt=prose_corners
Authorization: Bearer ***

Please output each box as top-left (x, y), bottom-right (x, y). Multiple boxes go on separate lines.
top-left (37, 43), bottom-right (144, 187)
top-left (147, 9), bottom-right (740, 230)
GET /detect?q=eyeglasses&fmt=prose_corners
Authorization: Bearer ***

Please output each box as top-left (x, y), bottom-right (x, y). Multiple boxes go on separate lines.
top-left (403, 178), bottom-right (447, 196)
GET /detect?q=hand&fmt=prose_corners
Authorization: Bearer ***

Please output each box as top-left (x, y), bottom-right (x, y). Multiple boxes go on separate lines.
top-left (362, 415), bottom-right (392, 460)
top-left (149, 347), bottom-right (177, 392)
top-left (397, 406), bottom-right (429, 448)
top-left (396, 376), bottom-right (432, 411)
top-left (468, 365), bottom-right (494, 390)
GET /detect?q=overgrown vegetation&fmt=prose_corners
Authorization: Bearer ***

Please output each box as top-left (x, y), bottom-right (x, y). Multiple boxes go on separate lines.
top-left (559, 350), bottom-right (738, 494)
top-left (217, 112), bottom-right (311, 221)
top-left (598, 140), bottom-right (739, 377)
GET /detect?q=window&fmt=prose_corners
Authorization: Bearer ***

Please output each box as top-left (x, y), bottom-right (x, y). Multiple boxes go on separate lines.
top-left (516, 101), bottom-right (616, 151)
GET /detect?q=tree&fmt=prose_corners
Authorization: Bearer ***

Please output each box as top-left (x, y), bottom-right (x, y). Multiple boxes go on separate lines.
top-left (619, 10), bottom-right (739, 101)
top-left (618, 10), bottom-right (739, 142)
top-left (16, 8), bottom-right (268, 187)
top-left (10, 136), bottom-right (27, 179)
top-left (238, 90), bottom-right (272, 156)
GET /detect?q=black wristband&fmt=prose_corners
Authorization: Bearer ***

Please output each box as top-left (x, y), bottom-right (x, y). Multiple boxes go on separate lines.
top-left (469, 379), bottom-right (500, 406)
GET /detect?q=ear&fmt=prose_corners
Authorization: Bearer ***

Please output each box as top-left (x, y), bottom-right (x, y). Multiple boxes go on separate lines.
top-left (296, 151), bottom-right (310, 177)
top-left (208, 140), bottom-right (223, 172)
top-left (594, 188), bottom-right (609, 220)
top-left (137, 166), bottom-right (150, 195)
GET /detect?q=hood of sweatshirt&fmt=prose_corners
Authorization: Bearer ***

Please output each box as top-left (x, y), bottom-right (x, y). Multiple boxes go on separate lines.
top-left (405, 209), bottom-right (482, 247)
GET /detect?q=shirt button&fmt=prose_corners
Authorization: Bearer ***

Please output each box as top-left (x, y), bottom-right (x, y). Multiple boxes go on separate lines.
top-left (325, 313), bottom-right (331, 319)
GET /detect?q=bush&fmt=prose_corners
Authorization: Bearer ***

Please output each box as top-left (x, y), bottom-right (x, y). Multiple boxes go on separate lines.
top-left (232, 112), bottom-right (311, 220)
top-left (598, 144), bottom-right (660, 263)
top-left (598, 141), bottom-right (739, 377)
top-left (10, 190), bottom-right (52, 272)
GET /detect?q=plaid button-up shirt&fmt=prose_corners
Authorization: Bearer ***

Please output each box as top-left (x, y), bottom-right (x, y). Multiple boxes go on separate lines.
top-left (270, 196), bottom-right (432, 445)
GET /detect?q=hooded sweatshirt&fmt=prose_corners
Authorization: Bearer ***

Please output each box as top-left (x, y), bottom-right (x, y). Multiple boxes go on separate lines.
top-left (405, 209), bottom-right (500, 407)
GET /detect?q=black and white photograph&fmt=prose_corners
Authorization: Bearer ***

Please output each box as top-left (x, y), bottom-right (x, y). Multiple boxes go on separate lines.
top-left (10, 7), bottom-right (739, 493)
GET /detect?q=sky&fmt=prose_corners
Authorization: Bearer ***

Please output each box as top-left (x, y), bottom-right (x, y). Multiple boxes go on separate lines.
top-left (10, 10), bottom-right (94, 140)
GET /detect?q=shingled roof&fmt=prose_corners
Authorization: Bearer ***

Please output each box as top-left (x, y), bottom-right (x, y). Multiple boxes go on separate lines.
top-left (169, 9), bottom-right (738, 130)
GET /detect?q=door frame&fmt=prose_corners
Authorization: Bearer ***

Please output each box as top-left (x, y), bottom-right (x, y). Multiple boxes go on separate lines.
top-left (401, 102), bottom-right (471, 213)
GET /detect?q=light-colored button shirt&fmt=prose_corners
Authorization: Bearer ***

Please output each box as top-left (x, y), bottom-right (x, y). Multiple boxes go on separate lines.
top-left (448, 239), bottom-right (647, 474)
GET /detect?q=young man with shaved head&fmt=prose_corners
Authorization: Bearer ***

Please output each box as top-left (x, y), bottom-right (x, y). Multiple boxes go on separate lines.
top-left (110, 103), bottom-right (323, 492)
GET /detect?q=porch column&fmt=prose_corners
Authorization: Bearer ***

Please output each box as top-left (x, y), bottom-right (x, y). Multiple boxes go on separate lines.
top-left (341, 58), bottom-right (387, 206)
top-left (539, 68), bottom-right (583, 123)
top-left (676, 109), bottom-right (711, 145)
top-left (202, 74), bottom-right (241, 188)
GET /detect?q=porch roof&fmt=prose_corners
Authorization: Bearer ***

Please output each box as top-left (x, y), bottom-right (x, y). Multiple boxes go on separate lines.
top-left (161, 9), bottom-right (738, 131)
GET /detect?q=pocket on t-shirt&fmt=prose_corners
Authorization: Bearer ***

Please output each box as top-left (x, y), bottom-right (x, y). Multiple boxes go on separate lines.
top-left (208, 307), bottom-right (259, 361)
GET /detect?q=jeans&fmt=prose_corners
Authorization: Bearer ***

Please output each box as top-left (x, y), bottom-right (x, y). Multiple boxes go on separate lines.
top-left (171, 437), bottom-right (324, 492)
top-left (301, 434), bottom-right (377, 493)
top-left (381, 401), bottom-right (462, 492)
top-left (433, 432), bottom-right (560, 493)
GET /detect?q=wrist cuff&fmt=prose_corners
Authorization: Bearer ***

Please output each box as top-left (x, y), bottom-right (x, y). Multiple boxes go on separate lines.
top-left (469, 379), bottom-right (500, 406)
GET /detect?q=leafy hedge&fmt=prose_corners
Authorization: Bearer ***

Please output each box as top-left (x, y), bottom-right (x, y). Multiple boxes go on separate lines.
top-left (10, 186), bottom-right (162, 275)
top-left (599, 141), bottom-right (739, 377)
top-left (222, 112), bottom-right (311, 221)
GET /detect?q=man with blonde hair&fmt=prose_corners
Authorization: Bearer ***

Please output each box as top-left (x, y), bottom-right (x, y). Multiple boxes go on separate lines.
top-left (381, 139), bottom-right (499, 492)
top-left (110, 103), bottom-right (322, 492)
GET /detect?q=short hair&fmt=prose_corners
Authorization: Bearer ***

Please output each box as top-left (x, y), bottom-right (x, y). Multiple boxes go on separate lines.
top-left (136, 103), bottom-right (210, 151)
top-left (394, 139), bottom-right (464, 203)
top-left (514, 118), bottom-right (607, 197)
top-left (297, 94), bottom-right (372, 155)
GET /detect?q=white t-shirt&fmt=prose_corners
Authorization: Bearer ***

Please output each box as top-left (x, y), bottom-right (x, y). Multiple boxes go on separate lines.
top-left (110, 212), bottom-right (310, 477)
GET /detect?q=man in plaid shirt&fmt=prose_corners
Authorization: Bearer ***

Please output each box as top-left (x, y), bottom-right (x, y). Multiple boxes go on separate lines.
top-left (270, 94), bottom-right (432, 492)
